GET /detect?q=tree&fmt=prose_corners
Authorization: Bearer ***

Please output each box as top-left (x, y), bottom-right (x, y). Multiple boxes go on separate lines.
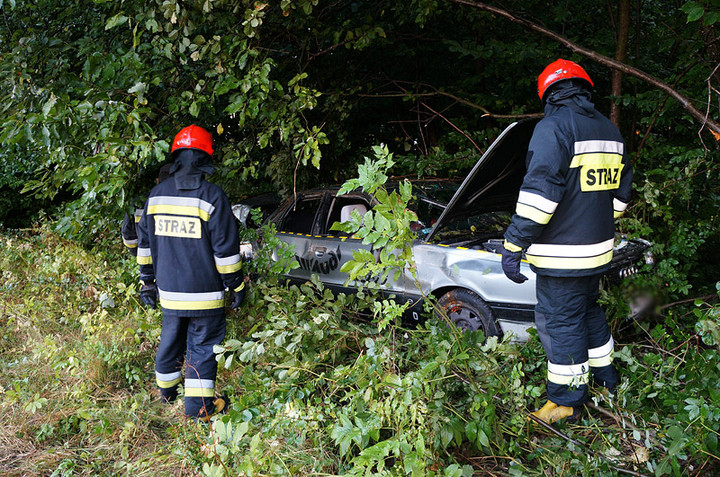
top-left (0, 0), bottom-right (326, 237)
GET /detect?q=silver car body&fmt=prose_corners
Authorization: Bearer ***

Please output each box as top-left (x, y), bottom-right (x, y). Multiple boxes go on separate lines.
top-left (238, 119), bottom-right (652, 341)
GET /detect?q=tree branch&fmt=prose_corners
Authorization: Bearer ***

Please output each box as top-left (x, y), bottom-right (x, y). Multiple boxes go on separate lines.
top-left (447, 0), bottom-right (720, 141)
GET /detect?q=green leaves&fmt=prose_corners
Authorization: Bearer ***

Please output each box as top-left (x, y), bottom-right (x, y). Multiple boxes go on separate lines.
top-left (104, 12), bottom-right (128, 30)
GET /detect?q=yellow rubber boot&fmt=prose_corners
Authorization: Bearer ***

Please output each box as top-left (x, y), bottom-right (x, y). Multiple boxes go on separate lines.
top-left (198, 396), bottom-right (229, 423)
top-left (530, 400), bottom-right (580, 424)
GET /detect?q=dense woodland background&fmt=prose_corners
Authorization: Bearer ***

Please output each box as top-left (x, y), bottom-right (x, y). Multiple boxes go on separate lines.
top-left (1, 1), bottom-right (720, 476)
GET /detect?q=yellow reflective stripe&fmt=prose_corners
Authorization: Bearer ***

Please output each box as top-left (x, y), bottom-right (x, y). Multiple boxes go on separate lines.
top-left (123, 238), bottom-right (138, 248)
top-left (156, 371), bottom-right (182, 388)
top-left (215, 253), bottom-right (243, 274)
top-left (158, 288), bottom-right (225, 310)
top-left (159, 297), bottom-right (224, 310)
top-left (613, 198), bottom-right (628, 219)
top-left (233, 281), bottom-right (245, 292)
top-left (503, 240), bottom-right (523, 253)
top-left (137, 255), bottom-right (152, 265)
top-left (137, 247), bottom-right (152, 265)
top-left (570, 152), bottom-right (623, 168)
top-left (516, 202), bottom-right (553, 225)
top-left (518, 191), bottom-right (558, 213)
top-left (217, 262), bottom-right (242, 274)
top-left (156, 377), bottom-right (182, 388)
top-left (185, 379), bottom-right (215, 397)
top-left (548, 370), bottom-right (590, 386)
top-left (570, 152), bottom-right (622, 168)
top-left (588, 355), bottom-right (613, 368)
top-left (588, 337), bottom-right (614, 368)
top-left (185, 387), bottom-right (216, 397)
top-left (529, 239), bottom-right (614, 257)
top-left (547, 361), bottom-right (589, 386)
top-left (147, 204), bottom-right (211, 221)
top-left (527, 250), bottom-right (613, 270)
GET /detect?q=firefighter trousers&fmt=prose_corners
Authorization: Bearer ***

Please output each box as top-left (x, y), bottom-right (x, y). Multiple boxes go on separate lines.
top-left (534, 274), bottom-right (618, 407)
top-left (154, 313), bottom-right (226, 418)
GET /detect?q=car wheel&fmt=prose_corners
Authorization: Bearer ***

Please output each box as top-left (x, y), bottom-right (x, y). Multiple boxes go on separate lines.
top-left (437, 289), bottom-right (501, 338)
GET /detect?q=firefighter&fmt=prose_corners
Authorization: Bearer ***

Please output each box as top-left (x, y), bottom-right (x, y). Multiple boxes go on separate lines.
top-left (501, 59), bottom-right (632, 424)
top-left (121, 164), bottom-right (172, 255)
top-left (136, 125), bottom-right (245, 421)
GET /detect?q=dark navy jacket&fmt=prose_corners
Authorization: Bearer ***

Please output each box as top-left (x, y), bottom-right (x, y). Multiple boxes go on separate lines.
top-left (136, 177), bottom-right (242, 317)
top-left (504, 85), bottom-right (633, 277)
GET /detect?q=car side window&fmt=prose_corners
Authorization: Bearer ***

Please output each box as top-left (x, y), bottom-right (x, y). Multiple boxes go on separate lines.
top-left (324, 196), bottom-right (371, 235)
top-left (282, 197), bottom-right (322, 234)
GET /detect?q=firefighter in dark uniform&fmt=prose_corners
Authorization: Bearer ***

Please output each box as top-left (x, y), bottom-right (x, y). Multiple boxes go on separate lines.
top-left (501, 59), bottom-right (632, 424)
top-left (136, 125), bottom-right (245, 421)
top-left (121, 164), bottom-right (173, 255)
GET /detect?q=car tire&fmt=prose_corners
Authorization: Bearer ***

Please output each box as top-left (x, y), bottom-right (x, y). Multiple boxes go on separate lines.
top-left (437, 289), bottom-right (501, 339)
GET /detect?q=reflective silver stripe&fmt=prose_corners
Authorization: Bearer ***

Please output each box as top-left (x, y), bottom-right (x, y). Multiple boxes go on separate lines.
top-left (527, 239), bottom-right (614, 258)
top-left (613, 198), bottom-right (628, 212)
top-left (156, 370), bottom-right (182, 388)
top-left (156, 371), bottom-right (182, 381)
top-left (134, 208), bottom-right (144, 222)
top-left (547, 361), bottom-right (589, 386)
top-left (515, 191), bottom-right (558, 225)
top-left (137, 247), bottom-right (152, 265)
top-left (518, 191), bottom-right (558, 214)
top-left (214, 254), bottom-right (242, 273)
top-left (574, 140), bottom-right (624, 155)
top-left (185, 379), bottom-right (216, 397)
top-left (215, 254), bottom-right (241, 267)
top-left (588, 336), bottom-right (614, 367)
top-left (185, 379), bottom-right (215, 389)
top-left (548, 361), bottom-right (588, 376)
top-left (158, 289), bottom-right (224, 302)
top-left (123, 238), bottom-right (138, 246)
top-left (148, 196), bottom-right (215, 215)
top-left (157, 288), bottom-right (225, 311)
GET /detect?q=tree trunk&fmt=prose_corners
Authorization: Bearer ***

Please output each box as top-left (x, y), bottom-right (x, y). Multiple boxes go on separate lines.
top-left (609, 0), bottom-right (631, 127)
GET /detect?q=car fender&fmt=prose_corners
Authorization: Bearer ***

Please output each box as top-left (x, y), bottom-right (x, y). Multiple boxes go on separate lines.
top-left (411, 243), bottom-right (537, 306)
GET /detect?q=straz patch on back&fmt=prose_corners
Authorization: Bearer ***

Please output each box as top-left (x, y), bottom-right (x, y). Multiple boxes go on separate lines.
top-left (570, 152), bottom-right (623, 192)
top-left (581, 163), bottom-right (623, 191)
top-left (154, 215), bottom-right (202, 239)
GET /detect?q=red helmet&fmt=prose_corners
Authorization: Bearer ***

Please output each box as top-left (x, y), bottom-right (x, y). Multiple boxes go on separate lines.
top-left (171, 125), bottom-right (214, 156)
top-left (537, 59), bottom-right (594, 101)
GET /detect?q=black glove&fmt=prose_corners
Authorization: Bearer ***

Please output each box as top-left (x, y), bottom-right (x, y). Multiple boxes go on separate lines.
top-left (227, 277), bottom-right (246, 310)
top-left (229, 286), bottom-right (245, 309)
top-left (501, 246), bottom-right (528, 284)
top-left (140, 282), bottom-right (158, 308)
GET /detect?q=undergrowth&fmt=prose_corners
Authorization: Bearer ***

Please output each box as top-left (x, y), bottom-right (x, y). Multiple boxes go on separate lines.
top-left (1, 155), bottom-right (719, 475)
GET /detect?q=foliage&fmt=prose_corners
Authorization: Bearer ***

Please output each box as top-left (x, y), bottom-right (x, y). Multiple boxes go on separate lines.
top-left (2, 0), bottom-right (720, 299)
top-left (2, 223), bottom-right (720, 475)
top-left (2, 0), bottom-right (720, 474)
top-left (0, 0), bottom-right (326, 239)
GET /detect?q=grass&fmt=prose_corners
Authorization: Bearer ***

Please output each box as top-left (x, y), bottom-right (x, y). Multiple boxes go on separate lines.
top-left (0, 226), bottom-right (203, 476)
top-left (2, 225), bottom-right (720, 476)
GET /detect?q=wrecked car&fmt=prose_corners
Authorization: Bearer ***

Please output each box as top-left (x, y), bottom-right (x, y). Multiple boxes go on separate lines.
top-left (234, 118), bottom-right (654, 341)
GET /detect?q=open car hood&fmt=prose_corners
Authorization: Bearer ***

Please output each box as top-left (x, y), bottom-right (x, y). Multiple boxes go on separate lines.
top-left (425, 118), bottom-right (541, 242)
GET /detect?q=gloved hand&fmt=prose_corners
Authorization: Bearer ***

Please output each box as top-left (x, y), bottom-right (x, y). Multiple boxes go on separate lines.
top-left (227, 278), bottom-right (246, 310)
top-left (229, 286), bottom-right (245, 309)
top-left (501, 244), bottom-right (528, 284)
top-left (140, 282), bottom-right (158, 308)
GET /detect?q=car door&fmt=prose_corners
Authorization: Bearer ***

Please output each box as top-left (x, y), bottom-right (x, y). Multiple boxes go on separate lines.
top-left (272, 191), bottom-right (327, 283)
top-left (311, 192), bottom-right (407, 296)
